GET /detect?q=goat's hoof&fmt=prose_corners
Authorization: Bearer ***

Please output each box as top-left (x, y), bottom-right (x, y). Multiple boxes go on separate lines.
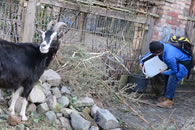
top-left (8, 107), bottom-right (12, 111)
top-left (10, 111), bottom-right (15, 115)
top-left (22, 116), bottom-right (28, 121)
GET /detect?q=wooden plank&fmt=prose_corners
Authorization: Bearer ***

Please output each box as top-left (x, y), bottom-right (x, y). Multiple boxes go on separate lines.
top-left (79, 12), bottom-right (87, 43)
top-left (141, 7), bottom-right (156, 54)
top-left (22, 0), bottom-right (36, 42)
top-left (39, 0), bottom-right (151, 24)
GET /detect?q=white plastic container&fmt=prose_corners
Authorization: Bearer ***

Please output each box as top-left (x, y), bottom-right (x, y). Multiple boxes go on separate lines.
top-left (142, 56), bottom-right (168, 78)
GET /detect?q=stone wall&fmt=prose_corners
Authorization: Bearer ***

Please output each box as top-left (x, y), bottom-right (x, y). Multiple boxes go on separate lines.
top-left (152, 0), bottom-right (192, 41)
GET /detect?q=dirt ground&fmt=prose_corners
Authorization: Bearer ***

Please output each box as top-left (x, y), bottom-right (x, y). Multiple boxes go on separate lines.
top-left (104, 84), bottom-right (195, 130)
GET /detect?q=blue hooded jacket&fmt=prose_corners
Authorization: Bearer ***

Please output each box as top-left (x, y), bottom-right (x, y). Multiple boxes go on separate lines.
top-left (141, 41), bottom-right (192, 81)
top-left (160, 42), bottom-right (192, 81)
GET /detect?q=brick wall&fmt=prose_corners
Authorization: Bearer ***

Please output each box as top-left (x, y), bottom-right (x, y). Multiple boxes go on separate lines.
top-left (152, 0), bottom-right (192, 41)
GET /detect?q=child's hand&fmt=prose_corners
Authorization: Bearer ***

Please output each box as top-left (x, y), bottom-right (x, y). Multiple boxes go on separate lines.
top-left (160, 69), bottom-right (164, 74)
top-left (139, 64), bottom-right (143, 70)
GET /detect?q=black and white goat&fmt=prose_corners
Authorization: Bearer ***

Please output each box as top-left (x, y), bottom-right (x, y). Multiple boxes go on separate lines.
top-left (0, 21), bottom-right (66, 121)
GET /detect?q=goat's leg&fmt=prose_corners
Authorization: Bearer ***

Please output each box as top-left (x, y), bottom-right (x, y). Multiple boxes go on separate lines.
top-left (20, 97), bottom-right (28, 121)
top-left (8, 87), bottom-right (23, 115)
top-left (20, 85), bottom-right (33, 121)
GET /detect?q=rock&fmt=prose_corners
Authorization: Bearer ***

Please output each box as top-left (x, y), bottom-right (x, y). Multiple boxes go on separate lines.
top-left (27, 103), bottom-right (37, 113)
top-left (90, 126), bottom-right (99, 130)
top-left (15, 97), bottom-right (23, 113)
top-left (70, 112), bottom-right (91, 130)
top-left (8, 115), bottom-right (22, 126)
top-left (94, 109), bottom-right (119, 129)
top-left (0, 89), bottom-right (5, 102)
top-left (56, 119), bottom-right (61, 125)
top-left (0, 119), bottom-right (6, 123)
top-left (59, 117), bottom-right (73, 130)
top-left (37, 103), bottom-right (49, 113)
top-left (0, 114), bottom-right (9, 120)
top-left (40, 69), bottom-right (61, 86)
top-left (56, 113), bottom-right (63, 117)
top-left (61, 108), bottom-right (79, 118)
top-left (111, 128), bottom-right (122, 130)
top-left (41, 83), bottom-right (52, 97)
top-left (0, 108), bottom-right (4, 114)
top-left (91, 104), bottom-right (101, 117)
top-left (57, 96), bottom-right (69, 108)
top-left (82, 107), bottom-right (97, 127)
top-left (29, 86), bottom-right (46, 103)
top-left (47, 95), bottom-right (57, 110)
top-left (51, 87), bottom-right (61, 98)
top-left (61, 86), bottom-right (71, 95)
top-left (45, 111), bottom-right (56, 123)
top-left (74, 97), bottom-right (94, 107)
top-left (41, 82), bottom-right (51, 89)
top-left (16, 124), bottom-right (25, 130)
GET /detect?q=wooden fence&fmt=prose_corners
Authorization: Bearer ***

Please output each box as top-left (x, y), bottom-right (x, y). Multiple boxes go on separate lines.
top-left (0, 0), bottom-right (159, 76)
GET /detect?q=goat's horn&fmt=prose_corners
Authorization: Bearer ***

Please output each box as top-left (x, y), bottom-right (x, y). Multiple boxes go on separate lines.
top-left (47, 20), bottom-right (56, 30)
top-left (53, 22), bottom-right (67, 32)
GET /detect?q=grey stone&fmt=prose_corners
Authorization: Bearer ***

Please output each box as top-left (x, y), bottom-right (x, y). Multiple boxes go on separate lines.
top-left (41, 82), bottom-right (52, 97)
top-left (90, 126), bottom-right (99, 130)
top-left (15, 97), bottom-right (23, 113)
top-left (41, 82), bottom-right (51, 89)
top-left (61, 86), bottom-right (71, 95)
top-left (74, 97), bottom-right (94, 107)
top-left (45, 111), bottom-right (56, 123)
top-left (94, 109), bottom-right (119, 129)
top-left (56, 119), bottom-right (61, 125)
top-left (0, 108), bottom-right (4, 114)
top-left (57, 96), bottom-right (69, 108)
top-left (51, 87), bottom-right (62, 98)
top-left (47, 95), bottom-right (57, 110)
top-left (38, 103), bottom-right (49, 113)
top-left (91, 104), bottom-right (101, 117)
top-left (61, 108), bottom-right (79, 118)
top-left (56, 113), bottom-right (63, 117)
top-left (29, 86), bottom-right (46, 103)
top-left (0, 89), bottom-right (5, 102)
top-left (16, 124), bottom-right (25, 130)
top-left (0, 114), bottom-right (8, 120)
top-left (59, 117), bottom-right (73, 130)
top-left (27, 103), bottom-right (37, 113)
top-left (40, 69), bottom-right (61, 87)
top-left (71, 112), bottom-right (91, 130)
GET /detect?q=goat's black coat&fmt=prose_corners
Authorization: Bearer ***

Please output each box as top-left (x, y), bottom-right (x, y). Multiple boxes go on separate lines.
top-left (0, 39), bottom-right (60, 98)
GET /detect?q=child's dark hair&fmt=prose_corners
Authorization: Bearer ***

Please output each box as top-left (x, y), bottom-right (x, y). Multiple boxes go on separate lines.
top-left (149, 41), bottom-right (163, 54)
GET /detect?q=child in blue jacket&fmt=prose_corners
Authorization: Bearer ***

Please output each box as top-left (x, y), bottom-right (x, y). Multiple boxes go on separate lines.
top-left (140, 41), bottom-right (192, 108)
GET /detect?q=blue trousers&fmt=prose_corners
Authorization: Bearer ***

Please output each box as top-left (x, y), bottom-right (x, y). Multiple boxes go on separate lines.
top-left (164, 74), bottom-right (178, 100)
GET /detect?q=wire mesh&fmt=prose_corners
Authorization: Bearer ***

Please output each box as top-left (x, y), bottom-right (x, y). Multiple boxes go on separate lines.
top-left (0, 1), bottom-right (23, 42)
top-left (0, 1), bottom-right (151, 77)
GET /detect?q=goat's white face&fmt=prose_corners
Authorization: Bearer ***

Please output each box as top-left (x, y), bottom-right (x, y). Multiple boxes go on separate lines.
top-left (40, 31), bottom-right (57, 53)
top-left (39, 21), bottom-right (66, 53)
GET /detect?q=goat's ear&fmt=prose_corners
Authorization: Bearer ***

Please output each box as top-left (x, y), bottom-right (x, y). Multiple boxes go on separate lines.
top-left (36, 29), bottom-right (43, 34)
top-left (57, 32), bottom-right (64, 39)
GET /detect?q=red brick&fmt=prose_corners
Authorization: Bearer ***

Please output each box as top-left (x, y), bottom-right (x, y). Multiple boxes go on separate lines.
top-left (153, 31), bottom-right (159, 36)
top-left (166, 19), bottom-right (180, 26)
top-left (168, 11), bottom-right (178, 17)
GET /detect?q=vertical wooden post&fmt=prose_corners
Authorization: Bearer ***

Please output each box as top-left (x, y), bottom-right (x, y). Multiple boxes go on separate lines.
top-left (79, 12), bottom-right (87, 44)
top-left (141, 7), bottom-right (157, 54)
top-left (22, 0), bottom-right (36, 42)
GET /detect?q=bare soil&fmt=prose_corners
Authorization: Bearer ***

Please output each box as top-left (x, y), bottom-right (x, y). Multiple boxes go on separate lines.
top-left (105, 84), bottom-right (195, 130)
